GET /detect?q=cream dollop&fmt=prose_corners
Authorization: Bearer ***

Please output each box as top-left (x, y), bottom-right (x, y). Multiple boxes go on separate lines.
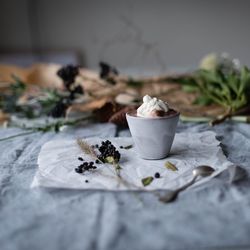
top-left (137, 95), bottom-right (169, 117)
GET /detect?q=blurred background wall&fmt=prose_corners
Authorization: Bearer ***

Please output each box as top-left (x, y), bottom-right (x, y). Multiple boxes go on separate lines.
top-left (0, 0), bottom-right (250, 73)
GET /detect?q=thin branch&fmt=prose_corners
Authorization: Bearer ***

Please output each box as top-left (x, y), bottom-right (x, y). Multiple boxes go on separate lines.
top-left (0, 130), bottom-right (38, 142)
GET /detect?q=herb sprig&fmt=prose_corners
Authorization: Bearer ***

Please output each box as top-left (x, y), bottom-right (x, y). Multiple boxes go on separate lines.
top-left (172, 67), bottom-right (250, 113)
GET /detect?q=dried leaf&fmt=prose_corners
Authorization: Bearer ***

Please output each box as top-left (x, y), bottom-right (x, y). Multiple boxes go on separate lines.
top-left (94, 101), bottom-right (123, 122)
top-left (70, 97), bottom-right (110, 113)
top-left (108, 106), bottom-right (137, 126)
top-left (141, 176), bottom-right (154, 186)
top-left (165, 161), bottom-right (178, 171)
top-left (123, 145), bottom-right (133, 149)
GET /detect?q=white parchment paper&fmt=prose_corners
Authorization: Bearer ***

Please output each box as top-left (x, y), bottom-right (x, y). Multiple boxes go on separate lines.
top-left (31, 131), bottom-right (234, 190)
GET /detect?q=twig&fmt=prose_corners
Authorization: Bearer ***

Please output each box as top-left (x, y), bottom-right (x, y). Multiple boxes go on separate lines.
top-left (0, 130), bottom-right (38, 142)
top-left (210, 106), bottom-right (250, 126)
top-left (0, 115), bottom-right (93, 142)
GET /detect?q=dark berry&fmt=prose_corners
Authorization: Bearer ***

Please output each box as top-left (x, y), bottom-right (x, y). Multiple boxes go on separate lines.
top-left (154, 172), bottom-right (160, 178)
top-left (99, 62), bottom-right (118, 83)
top-left (49, 99), bottom-right (68, 118)
top-left (73, 85), bottom-right (83, 95)
top-left (57, 65), bottom-right (79, 87)
top-left (120, 146), bottom-right (123, 149)
top-left (85, 180), bottom-right (89, 183)
top-left (97, 140), bottom-right (121, 163)
top-left (78, 157), bottom-right (84, 161)
top-left (75, 168), bottom-right (82, 174)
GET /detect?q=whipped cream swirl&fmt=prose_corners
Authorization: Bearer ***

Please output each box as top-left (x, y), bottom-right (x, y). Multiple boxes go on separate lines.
top-left (137, 95), bottom-right (169, 118)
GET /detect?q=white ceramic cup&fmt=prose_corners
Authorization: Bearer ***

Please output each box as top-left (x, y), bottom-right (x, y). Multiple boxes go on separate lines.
top-left (126, 112), bottom-right (179, 159)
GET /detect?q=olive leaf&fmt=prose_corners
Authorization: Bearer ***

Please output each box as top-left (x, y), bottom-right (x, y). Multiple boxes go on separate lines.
top-left (165, 161), bottom-right (178, 171)
top-left (141, 176), bottom-right (154, 186)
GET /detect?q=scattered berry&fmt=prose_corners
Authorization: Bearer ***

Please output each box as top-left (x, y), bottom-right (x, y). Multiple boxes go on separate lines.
top-left (75, 161), bottom-right (97, 174)
top-left (154, 172), bottom-right (160, 178)
top-left (75, 167), bottom-right (83, 174)
top-left (85, 180), bottom-right (89, 183)
top-left (78, 157), bottom-right (84, 161)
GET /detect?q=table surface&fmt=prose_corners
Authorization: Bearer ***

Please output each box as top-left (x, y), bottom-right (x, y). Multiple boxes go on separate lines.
top-left (0, 121), bottom-right (250, 250)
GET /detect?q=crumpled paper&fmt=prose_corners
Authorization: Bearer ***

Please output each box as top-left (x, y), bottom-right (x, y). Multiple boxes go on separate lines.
top-left (31, 131), bottom-right (235, 190)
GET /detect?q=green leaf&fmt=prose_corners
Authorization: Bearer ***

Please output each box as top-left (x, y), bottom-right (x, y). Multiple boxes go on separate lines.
top-left (182, 85), bottom-right (198, 93)
top-left (115, 164), bottom-right (122, 170)
top-left (127, 78), bottom-right (143, 88)
top-left (141, 176), bottom-right (154, 186)
top-left (193, 95), bottom-right (213, 106)
top-left (165, 161), bottom-right (178, 171)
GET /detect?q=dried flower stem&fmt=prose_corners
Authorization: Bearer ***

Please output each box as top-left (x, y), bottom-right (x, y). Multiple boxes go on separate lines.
top-left (76, 138), bottom-right (98, 159)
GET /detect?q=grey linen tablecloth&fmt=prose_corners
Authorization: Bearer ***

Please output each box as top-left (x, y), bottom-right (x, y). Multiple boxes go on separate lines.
top-left (0, 121), bottom-right (250, 250)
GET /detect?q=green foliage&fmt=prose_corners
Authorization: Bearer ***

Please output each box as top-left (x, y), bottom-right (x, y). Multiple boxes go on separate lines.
top-left (0, 77), bottom-right (70, 118)
top-left (175, 67), bottom-right (250, 112)
top-left (0, 75), bottom-right (29, 115)
top-left (38, 89), bottom-right (65, 115)
top-left (127, 78), bottom-right (143, 88)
